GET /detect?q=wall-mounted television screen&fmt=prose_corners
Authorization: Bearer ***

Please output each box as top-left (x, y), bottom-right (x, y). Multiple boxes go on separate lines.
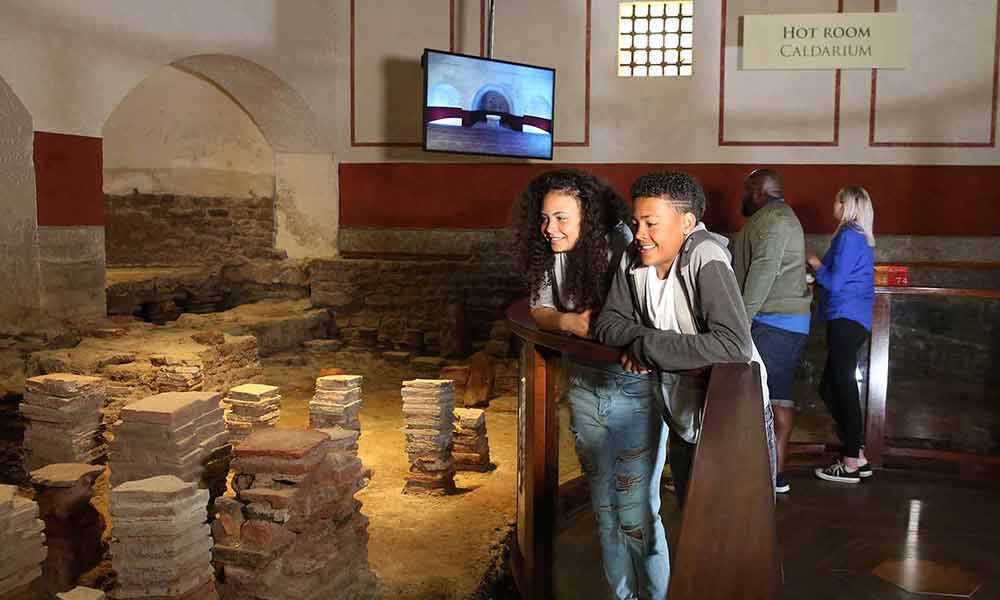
top-left (422, 49), bottom-right (555, 160)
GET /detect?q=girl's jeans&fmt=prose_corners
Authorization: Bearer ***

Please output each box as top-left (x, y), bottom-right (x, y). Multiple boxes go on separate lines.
top-left (567, 362), bottom-right (669, 600)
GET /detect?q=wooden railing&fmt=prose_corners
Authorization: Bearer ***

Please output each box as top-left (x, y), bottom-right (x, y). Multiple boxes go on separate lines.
top-left (506, 299), bottom-right (779, 600)
top-left (792, 286), bottom-right (1000, 468)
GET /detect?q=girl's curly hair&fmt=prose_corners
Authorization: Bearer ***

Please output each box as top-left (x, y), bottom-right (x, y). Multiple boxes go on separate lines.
top-left (514, 170), bottom-right (630, 312)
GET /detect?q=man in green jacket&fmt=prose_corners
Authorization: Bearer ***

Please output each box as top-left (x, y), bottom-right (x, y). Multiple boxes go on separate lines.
top-left (731, 169), bottom-right (811, 494)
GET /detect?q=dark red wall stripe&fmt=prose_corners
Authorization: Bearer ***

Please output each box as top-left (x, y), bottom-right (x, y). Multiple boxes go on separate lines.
top-left (34, 131), bottom-right (104, 227)
top-left (339, 162), bottom-right (1000, 236)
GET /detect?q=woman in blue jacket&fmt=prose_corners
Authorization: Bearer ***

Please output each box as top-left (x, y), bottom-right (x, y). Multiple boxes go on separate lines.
top-left (807, 186), bottom-right (876, 484)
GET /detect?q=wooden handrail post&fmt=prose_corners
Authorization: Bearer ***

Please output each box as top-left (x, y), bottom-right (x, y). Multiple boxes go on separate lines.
top-left (865, 293), bottom-right (891, 468)
top-left (511, 340), bottom-right (560, 599)
top-left (668, 363), bottom-right (780, 600)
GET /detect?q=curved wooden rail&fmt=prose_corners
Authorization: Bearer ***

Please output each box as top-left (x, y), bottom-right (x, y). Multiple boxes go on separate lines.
top-left (866, 287), bottom-right (1000, 467)
top-left (793, 286), bottom-right (1000, 466)
top-left (874, 285), bottom-right (1000, 299)
top-left (506, 299), bottom-right (779, 600)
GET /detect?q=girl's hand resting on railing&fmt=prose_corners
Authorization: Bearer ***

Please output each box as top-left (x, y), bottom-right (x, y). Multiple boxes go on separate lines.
top-left (559, 310), bottom-right (592, 339)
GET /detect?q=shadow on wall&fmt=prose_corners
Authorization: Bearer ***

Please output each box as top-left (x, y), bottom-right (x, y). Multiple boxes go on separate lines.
top-left (383, 56), bottom-right (424, 145)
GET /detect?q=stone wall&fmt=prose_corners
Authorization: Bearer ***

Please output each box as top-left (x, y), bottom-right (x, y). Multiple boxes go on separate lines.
top-left (36, 227), bottom-right (107, 322)
top-left (311, 245), bottom-right (523, 355)
top-left (105, 194), bottom-right (276, 267)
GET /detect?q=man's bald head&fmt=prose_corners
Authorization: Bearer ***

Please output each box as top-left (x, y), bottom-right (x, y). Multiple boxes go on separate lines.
top-left (742, 168), bottom-right (784, 216)
top-left (746, 169), bottom-right (784, 200)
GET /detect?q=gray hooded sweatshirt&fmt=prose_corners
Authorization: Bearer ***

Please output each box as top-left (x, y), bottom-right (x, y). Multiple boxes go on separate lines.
top-left (592, 223), bottom-right (769, 443)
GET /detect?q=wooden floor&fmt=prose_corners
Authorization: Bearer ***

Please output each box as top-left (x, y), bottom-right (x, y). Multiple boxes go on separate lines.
top-left (554, 469), bottom-right (1000, 599)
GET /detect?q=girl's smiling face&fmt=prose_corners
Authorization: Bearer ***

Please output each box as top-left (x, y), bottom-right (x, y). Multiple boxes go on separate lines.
top-left (540, 191), bottom-right (582, 252)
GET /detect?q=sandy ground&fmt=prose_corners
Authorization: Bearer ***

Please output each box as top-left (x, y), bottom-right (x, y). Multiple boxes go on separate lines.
top-left (263, 351), bottom-right (519, 599)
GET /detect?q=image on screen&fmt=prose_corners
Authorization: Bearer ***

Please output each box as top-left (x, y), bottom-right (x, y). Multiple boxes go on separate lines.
top-left (423, 49), bottom-right (555, 160)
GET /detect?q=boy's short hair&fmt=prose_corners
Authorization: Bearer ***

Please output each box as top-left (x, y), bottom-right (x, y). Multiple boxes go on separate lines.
top-left (630, 171), bottom-right (707, 222)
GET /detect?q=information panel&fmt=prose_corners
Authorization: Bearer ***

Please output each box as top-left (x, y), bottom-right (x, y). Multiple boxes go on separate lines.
top-left (743, 13), bottom-right (910, 69)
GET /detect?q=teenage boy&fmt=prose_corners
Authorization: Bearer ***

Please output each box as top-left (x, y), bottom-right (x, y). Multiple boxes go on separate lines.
top-left (592, 171), bottom-right (776, 504)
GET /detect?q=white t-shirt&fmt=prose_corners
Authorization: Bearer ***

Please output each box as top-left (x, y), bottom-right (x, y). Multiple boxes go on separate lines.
top-left (642, 259), bottom-right (680, 333)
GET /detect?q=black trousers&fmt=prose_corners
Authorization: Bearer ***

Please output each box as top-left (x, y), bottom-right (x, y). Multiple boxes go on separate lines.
top-left (820, 318), bottom-right (870, 459)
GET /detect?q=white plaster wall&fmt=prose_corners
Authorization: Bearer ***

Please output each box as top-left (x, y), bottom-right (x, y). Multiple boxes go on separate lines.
top-left (0, 1), bottom-right (336, 149)
top-left (340, 0), bottom-right (1000, 165)
top-left (103, 66), bottom-right (275, 198)
top-left (873, 0), bottom-right (998, 144)
top-left (2, 0), bottom-right (994, 166)
top-left (275, 153), bottom-right (339, 258)
top-left (0, 74), bottom-right (39, 331)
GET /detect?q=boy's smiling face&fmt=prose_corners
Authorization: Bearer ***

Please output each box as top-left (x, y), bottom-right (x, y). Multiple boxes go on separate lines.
top-left (633, 195), bottom-right (697, 277)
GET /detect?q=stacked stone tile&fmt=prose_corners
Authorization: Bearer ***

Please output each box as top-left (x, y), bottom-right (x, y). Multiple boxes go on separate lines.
top-left (20, 374), bottom-right (107, 471)
top-left (401, 379), bottom-right (456, 495)
top-left (213, 428), bottom-right (376, 600)
top-left (156, 364), bottom-right (204, 392)
top-left (223, 384), bottom-right (281, 443)
top-left (310, 375), bottom-right (363, 431)
top-left (110, 476), bottom-right (216, 599)
top-left (0, 484), bottom-right (47, 599)
top-left (30, 463), bottom-right (106, 598)
top-left (452, 408), bottom-right (492, 472)
top-left (110, 392), bottom-right (231, 499)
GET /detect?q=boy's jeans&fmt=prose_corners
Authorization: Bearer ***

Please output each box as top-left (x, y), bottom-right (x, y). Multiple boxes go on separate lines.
top-left (567, 362), bottom-right (670, 600)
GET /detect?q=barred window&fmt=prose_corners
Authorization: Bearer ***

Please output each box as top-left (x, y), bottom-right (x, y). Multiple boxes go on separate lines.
top-left (619, 2), bottom-right (694, 77)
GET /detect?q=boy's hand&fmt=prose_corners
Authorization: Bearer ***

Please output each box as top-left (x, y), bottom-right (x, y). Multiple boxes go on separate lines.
top-left (560, 310), bottom-right (592, 338)
top-left (620, 350), bottom-right (648, 374)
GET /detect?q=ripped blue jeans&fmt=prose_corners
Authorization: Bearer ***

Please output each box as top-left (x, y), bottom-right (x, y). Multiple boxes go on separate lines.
top-left (567, 362), bottom-right (669, 600)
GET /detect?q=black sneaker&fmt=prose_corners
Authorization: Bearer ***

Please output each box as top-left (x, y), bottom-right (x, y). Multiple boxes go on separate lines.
top-left (775, 472), bottom-right (790, 494)
top-left (815, 461), bottom-right (861, 484)
top-left (857, 461), bottom-right (873, 479)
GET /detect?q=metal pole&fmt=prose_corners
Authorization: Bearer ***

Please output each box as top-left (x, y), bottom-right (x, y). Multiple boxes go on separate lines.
top-left (486, 0), bottom-right (496, 58)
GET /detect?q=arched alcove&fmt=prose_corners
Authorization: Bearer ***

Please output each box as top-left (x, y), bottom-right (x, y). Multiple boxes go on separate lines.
top-left (471, 84), bottom-right (519, 115)
top-left (103, 54), bottom-right (336, 269)
top-left (103, 65), bottom-right (277, 267)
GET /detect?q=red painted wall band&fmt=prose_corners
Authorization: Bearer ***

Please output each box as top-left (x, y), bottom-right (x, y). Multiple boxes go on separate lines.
top-left (34, 131), bottom-right (104, 227)
top-left (339, 162), bottom-right (1000, 236)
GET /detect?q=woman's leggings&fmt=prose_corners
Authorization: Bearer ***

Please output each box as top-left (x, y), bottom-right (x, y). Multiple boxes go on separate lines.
top-left (820, 318), bottom-right (870, 459)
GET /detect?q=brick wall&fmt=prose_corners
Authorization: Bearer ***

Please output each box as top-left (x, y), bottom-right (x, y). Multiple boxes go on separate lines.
top-left (105, 194), bottom-right (276, 266)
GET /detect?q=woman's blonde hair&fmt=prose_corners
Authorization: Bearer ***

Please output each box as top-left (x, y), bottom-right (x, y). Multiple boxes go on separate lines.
top-left (836, 186), bottom-right (875, 247)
